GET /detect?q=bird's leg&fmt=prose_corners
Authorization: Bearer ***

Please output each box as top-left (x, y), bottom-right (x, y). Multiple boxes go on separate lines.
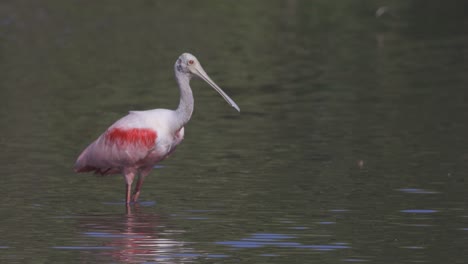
top-left (123, 168), bottom-right (137, 205)
top-left (131, 174), bottom-right (145, 203)
top-left (131, 167), bottom-right (152, 203)
top-left (125, 203), bottom-right (132, 215)
top-left (126, 184), bottom-right (132, 205)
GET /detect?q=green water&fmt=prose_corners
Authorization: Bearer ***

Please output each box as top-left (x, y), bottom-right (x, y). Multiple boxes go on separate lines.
top-left (0, 1), bottom-right (467, 263)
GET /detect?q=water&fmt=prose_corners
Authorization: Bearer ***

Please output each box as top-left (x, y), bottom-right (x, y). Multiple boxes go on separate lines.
top-left (0, 1), bottom-right (467, 263)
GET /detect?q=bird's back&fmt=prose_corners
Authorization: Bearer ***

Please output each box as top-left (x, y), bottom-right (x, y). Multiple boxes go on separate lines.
top-left (74, 109), bottom-right (180, 175)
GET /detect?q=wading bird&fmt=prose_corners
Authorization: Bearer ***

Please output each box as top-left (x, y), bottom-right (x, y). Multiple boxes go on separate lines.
top-left (74, 53), bottom-right (240, 205)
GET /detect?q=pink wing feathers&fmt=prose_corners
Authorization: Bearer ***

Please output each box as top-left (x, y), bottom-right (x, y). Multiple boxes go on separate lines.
top-left (106, 128), bottom-right (157, 148)
top-left (74, 127), bottom-right (158, 175)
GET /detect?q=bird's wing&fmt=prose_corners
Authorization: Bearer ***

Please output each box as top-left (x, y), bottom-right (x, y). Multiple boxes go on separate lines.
top-left (74, 113), bottom-right (159, 174)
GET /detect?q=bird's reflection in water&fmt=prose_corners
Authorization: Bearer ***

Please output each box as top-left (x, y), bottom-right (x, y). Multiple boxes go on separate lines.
top-left (78, 205), bottom-right (199, 263)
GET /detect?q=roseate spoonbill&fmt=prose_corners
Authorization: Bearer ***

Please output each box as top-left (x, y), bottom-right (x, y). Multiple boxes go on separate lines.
top-left (74, 53), bottom-right (240, 205)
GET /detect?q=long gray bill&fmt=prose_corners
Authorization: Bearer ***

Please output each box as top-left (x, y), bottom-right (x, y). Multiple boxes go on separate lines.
top-left (195, 67), bottom-right (240, 112)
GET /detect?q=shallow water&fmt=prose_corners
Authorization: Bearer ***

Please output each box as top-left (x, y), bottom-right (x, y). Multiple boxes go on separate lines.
top-left (1, 1), bottom-right (467, 263)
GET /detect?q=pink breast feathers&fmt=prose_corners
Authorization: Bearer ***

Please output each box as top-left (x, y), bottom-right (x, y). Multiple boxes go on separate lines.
top-left (106, 128), bottom-right (157, 148)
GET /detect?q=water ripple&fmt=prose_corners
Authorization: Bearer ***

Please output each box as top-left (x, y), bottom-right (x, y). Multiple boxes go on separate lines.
top-left (400, 209), bottom-right (439, 214)
top-left (84, 232), bottom-right (146, 239)
top-left (397, 188), bottom-right (438, 194)
top-left (215, 233), bottom-right (350, 251)
top-left (342, 258), bottom-right (369, 262)
top-left (52, 246), bottom-right (116, 250)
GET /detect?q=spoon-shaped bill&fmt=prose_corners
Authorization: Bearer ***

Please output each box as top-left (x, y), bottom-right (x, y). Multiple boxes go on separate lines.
top-left (194, 66), bottom-right (240, 112)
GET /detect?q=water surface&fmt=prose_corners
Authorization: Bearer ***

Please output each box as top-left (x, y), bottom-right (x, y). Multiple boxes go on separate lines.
top-left (0, 1), bottom-right (467, 263)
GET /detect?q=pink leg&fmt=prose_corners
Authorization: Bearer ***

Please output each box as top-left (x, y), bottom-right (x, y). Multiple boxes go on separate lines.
top-left (131, 167), bottom-right (153, 203)
top-left (131, 175), bottom-right (145, 203)
top-left (125, 184), bottom-right (132, 205)
top-left (123, 168), bottom-right (136, 205)
top-left (125, 202), bottom-right (132, 215)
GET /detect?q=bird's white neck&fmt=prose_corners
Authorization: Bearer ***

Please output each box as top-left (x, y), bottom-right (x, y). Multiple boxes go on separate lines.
top-left (174, 70), bottom-right (194, 129)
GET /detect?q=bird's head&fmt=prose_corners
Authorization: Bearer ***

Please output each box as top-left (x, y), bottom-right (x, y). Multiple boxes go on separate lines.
top-left (175, 53), bottom-right (240, 112)
top-left (175, 53), bottom-right (200, 75)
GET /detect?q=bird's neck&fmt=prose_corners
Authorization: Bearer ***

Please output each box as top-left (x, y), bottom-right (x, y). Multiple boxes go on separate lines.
top-left (174, 71), bottom-right (194, 129)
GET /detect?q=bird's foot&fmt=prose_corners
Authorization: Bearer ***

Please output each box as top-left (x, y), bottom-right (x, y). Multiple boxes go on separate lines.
top-left (131, 192), bottom-right (141, 203)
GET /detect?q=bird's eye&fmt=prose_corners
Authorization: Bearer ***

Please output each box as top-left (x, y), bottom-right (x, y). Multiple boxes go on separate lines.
top-left (188, 60), bottom-right (194, 65)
